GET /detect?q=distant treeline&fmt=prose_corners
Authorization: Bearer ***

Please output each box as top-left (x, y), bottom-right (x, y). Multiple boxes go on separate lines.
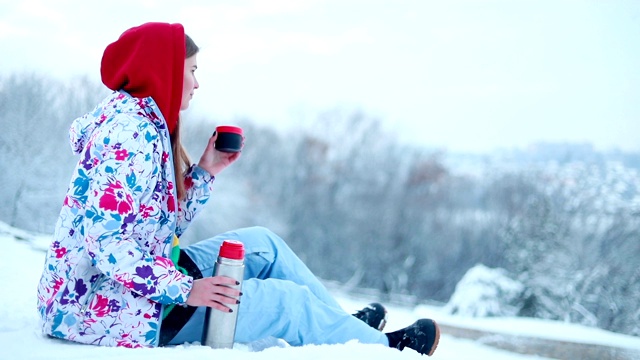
top-left (1, 73), bottom-right (638, 337)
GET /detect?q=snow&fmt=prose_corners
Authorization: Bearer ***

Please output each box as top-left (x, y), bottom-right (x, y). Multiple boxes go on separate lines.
top-left (443, 264), bottom-right (524, 317)
top-left (2, 222), bottom-right (639, 360)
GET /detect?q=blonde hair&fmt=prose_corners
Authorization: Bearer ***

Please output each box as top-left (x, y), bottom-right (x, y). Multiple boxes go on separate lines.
top-left (172, 34), bottom-right (199, 200)
top-left (171, 121), bottom-right (191, 200)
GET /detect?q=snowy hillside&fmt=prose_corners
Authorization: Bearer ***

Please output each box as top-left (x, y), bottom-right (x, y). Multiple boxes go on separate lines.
top-left (1, 221), bottom-right (639, 360)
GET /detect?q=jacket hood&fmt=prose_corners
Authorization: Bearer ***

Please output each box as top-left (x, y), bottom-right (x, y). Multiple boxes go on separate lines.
top-left (100, 22), bottom-right (185, 135)
top-left (69, 91), bottom-right (165, 154)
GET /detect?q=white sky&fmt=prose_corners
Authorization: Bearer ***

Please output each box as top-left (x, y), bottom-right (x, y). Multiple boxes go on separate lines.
top-left (1, 0), bottom-right (639, 153)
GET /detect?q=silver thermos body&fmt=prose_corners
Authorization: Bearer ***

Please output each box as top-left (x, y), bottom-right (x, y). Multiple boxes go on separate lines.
top-left (203, 240), bottom-right (245, 349)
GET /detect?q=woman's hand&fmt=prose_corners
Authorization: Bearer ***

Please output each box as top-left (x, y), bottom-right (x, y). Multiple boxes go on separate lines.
top-left (197, 132), bottom-right (242, 176)
top-left (186, 276), bottom-right (242, 312)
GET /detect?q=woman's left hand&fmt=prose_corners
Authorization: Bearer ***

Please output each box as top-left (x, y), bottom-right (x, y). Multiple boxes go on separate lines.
top-left (197, 132), bottom-right (242, 176)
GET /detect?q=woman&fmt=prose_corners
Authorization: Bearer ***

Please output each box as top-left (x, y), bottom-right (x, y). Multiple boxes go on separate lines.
top-left (36, 22), bottom-right (439, 356)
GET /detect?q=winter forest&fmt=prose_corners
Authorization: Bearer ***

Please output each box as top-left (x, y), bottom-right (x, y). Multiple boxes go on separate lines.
top-left (1, 73), bottom-right (639, 339)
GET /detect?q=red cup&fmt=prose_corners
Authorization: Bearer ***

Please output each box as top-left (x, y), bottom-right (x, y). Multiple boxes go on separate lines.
top-left (215, 126), bottom-right (243, 153)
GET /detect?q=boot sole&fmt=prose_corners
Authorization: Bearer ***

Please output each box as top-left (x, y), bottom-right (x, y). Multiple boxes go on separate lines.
top-left (378, 306), bottom-right (388, 331)
top-left (426, 320), bottom-right (440, 356)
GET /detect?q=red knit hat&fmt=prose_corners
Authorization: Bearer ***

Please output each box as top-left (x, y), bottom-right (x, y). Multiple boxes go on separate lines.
top-left (101, 22), bottom-right (185, 134)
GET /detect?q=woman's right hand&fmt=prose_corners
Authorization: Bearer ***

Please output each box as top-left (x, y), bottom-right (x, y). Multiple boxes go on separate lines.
top-left (185, 276), bottom-right (242, 312)
top-left (197, 132), bottom-right (242, 177)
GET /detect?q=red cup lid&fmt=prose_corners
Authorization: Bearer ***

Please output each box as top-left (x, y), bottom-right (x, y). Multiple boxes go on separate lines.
top-left (220, 240), bottom-right (245, 260)
top-left (216, 125), bottom-right (243, 135)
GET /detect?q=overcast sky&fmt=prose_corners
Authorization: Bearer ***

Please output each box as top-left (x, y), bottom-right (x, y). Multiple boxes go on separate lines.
top-left (1, 0), bottom-right (638, 153)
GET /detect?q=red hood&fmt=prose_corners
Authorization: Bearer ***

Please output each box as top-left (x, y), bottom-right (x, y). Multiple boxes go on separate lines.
top-left (101, 22), bottom-right (185, 135)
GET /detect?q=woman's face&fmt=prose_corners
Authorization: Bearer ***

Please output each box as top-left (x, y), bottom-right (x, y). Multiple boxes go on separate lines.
top-left (181, 54), bottom-right (199, 110)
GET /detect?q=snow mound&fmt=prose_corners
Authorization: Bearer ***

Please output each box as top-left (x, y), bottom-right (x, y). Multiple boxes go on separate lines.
top-left (444, 264), bottom-right (524, 317)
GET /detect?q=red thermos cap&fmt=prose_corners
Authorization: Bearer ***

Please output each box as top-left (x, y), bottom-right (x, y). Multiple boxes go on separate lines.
top-left (219, 240), bottom-right (245, 260)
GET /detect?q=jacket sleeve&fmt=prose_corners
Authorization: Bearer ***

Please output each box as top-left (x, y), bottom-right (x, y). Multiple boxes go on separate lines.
top-left (80, 115), bottom-right (192, 305)
top-left (175, 164), bottom-right (215, 237)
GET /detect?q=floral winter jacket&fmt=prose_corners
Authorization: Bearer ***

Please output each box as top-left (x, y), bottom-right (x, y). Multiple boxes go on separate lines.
top-left (37, 91), bottom-right (214, 347)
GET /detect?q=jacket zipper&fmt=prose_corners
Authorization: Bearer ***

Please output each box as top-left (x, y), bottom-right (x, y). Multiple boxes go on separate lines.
top-left (80, 274), bottom-right (106, 314)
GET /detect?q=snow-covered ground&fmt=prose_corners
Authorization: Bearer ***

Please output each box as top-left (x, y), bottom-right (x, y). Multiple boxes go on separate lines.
top-left (2, 222), bottom-right (639, 360)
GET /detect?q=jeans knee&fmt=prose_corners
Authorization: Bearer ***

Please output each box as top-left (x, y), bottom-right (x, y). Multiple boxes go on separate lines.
top-left (247, 226), bottom-right (271, 236)
top-left (238, 226), bottom-right (283, 247)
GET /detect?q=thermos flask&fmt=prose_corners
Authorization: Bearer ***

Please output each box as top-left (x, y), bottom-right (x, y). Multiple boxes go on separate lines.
top-left (203, 240), bottom-right (245, 349)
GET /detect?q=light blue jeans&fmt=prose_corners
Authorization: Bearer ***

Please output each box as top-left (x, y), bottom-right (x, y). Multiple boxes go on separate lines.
top-left (167, 226), bottom-right (389, 347)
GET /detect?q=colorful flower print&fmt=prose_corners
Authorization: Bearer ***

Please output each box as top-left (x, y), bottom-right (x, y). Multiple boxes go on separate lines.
top-left (108, 299), bottom-right (121, 313)
top-left (166, 194), bottom-right (176, 213)
top-left (59, 279), bottom-right (87, 306)
top-left (139, 204), bottom-right (154, 219)
top-left (115, 149), bottom-right (129, 161)
top-left (184, 176), bottom-right (194, 190)
top-left (132, 265), bottom-right (159, 296)
top-left (99, 181), bottom-right (134, 215)
top-left (90, 294), bottom-right (110, 317)
top-left (55, 247), bottom-right (67, 259)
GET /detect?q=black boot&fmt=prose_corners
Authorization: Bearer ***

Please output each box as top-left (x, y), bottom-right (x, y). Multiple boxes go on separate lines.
top-left (386, 319), bottom-right (440, 356)
top-left (352, 303), bottom-right (388, 331)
